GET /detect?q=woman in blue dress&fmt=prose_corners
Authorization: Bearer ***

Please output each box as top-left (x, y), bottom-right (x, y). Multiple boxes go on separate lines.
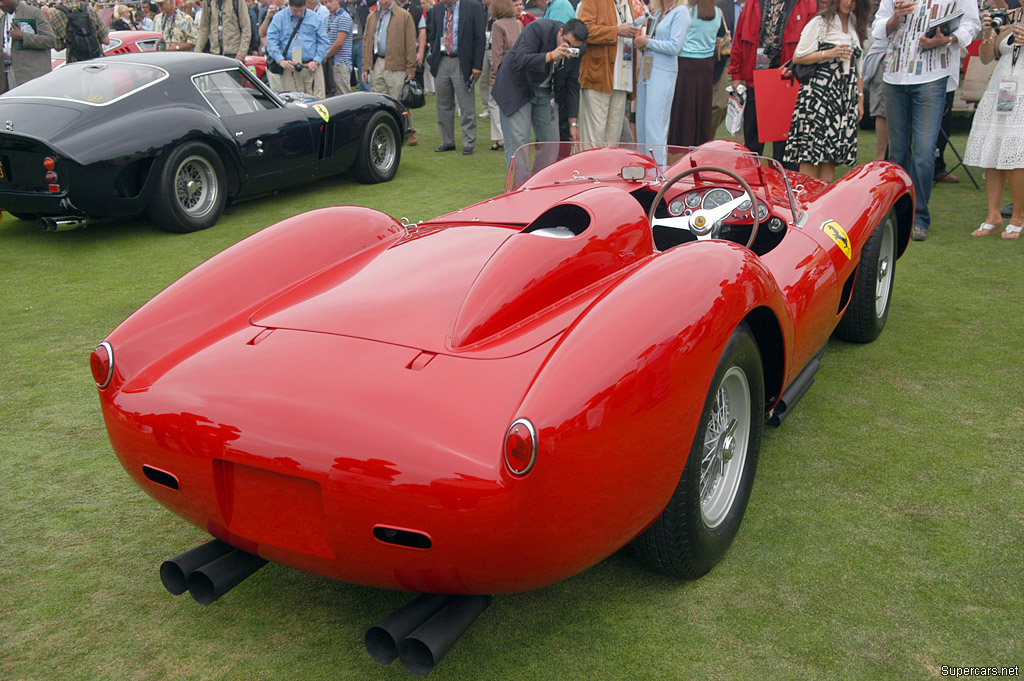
top-left (635, 0), bottom-right (690, 165)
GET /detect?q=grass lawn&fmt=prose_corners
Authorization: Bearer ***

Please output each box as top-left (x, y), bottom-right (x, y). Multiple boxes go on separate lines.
top-left (1, 101), bottom-right (1021, 680)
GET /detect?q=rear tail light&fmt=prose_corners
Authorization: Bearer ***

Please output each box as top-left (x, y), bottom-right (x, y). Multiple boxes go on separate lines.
top-left (43, 157), bottom-right (55, 170)
top-left (90, 341), bottom-right (114, 389)
top-left (45, 171), bottom-right (57, 183)
top-left (504, 418), bottom-right (537, 476)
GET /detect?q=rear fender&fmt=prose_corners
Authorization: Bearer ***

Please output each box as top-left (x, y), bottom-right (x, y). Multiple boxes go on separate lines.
top-left (504, 241), bottom-right (791, 568)
top-left (103, 207), bottom-right (406, 392)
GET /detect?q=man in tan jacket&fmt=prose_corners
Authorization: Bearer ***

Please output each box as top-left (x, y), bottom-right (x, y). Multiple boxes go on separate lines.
top-left (195, 0), bottom-right (253, 59)
top-left (578, 0), bottom-right (637, 147)
top-left (363, 0), bottom-right (419, 144)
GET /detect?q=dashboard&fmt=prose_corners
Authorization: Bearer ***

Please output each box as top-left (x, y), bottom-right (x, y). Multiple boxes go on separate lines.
top-left (666, 186), bottom-right (771, 224)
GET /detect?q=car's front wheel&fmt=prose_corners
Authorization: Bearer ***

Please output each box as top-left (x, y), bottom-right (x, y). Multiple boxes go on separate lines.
top-left (352, 111), bottom-right (401, 184)
top-left (631, 323), bottom-right (764, 579)
top-left (148, 141), bottom-right (226, 233)
top-left (835, 208), bottom-right (897, 343)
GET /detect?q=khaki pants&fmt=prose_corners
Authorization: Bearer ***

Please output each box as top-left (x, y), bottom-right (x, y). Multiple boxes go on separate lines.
top-left (280, 63), bottom-right (326, 99)
top-left (332, 62), bottom-right (352, 95)
top-left (370, 58), bottom-right (413, 129)
top-left (579, 88), bottom-right (628, 147)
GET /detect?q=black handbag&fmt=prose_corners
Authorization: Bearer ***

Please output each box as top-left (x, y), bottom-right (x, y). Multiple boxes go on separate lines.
top-left (399, 77), bottom-right (425, 109)
top-left (789, 43), bottom-right (836, 85)
top-left (267, 13), bottom-right (305, 75)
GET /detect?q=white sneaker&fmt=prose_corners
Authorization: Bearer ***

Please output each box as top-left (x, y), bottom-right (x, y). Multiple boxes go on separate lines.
top-left (479, 111), bottom-right (489, 118)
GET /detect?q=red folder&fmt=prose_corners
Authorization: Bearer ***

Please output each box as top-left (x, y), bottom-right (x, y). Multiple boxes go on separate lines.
top-left (752, 68), bottom-right (801, 143)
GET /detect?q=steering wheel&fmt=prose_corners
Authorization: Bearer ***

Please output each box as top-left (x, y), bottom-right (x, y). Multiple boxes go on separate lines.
top-left (648, 165), bottom-right (761, 249)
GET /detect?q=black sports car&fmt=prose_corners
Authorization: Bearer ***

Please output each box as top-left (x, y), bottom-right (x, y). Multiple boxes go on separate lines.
top-left (0, 53), bottom-right (409, 233)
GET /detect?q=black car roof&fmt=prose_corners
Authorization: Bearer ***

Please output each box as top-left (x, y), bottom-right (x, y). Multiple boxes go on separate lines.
top-left (94, 51), bottom-right (246, 76)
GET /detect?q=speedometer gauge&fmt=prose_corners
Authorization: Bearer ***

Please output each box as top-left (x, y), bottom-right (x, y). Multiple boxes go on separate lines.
top-left (701, 188), bottom-right (733, 209)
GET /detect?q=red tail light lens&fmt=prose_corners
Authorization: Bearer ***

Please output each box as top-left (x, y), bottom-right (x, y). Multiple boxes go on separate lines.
top-left (45, 171), bottom-right (57, 183)
top-left (504, 419), bottom-right (537, 476)
top-left (43, 157), bottom-right (55, 170)
top-left (90, 341), bottom-right (114, 389)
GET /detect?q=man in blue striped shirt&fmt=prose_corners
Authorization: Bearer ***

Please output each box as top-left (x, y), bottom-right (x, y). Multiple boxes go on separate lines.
top-left (325, 0), bottom-right (354, 94)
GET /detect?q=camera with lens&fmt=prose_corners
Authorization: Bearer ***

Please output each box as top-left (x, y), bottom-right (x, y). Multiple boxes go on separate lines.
top-left (990, 8), bottom-right (1016, 30)
top-left (294, 61), bottom-right (305, 72)
top-left (566, 47), bottom-right (580, 58)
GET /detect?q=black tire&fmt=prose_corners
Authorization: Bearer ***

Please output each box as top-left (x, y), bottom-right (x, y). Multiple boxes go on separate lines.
top-left (352, 111), bottom-right (401, 184)
top-left (147, 141), bottom-right (226, 233)
top-left (834, 209), bottom-right (896, 343)
top-left (631, 324), bottom-right (764, 579)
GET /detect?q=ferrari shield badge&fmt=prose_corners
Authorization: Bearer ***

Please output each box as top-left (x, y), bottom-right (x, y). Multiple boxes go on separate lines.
top-left (820, 219), bottom-right (851, 259)
top-left (314, 104), bottom-right (330, 122)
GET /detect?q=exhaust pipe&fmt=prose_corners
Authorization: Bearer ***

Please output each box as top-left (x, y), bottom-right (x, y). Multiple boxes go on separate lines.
top-left (365, 594), bottom-right (454, 665)
top-left (365, 594), bottom-right (492, 675)
top-left (38, 216), bottom-right (87, 231)
top-left (160, 539), bottom-right (235, 596)
top-left (186, 549), bottom-right (268, 606)
top-left (399, 595), bottom-right (492, 675)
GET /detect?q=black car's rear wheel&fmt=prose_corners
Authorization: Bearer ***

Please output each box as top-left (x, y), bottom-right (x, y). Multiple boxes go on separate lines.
top-left (631, 323), bottom-right (764, 579)
top-left (835, 209), bottom-right (897, 343)
top-left (148, 142), bottom-right (226, 233)
top-left (352, 111), bottom-right (401, 184)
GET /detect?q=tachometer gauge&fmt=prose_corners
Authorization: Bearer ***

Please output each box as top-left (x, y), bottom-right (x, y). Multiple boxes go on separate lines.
top-left (701, 188), bottom-right (734, 209)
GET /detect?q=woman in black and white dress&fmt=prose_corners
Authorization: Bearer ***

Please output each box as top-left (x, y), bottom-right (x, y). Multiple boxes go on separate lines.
top-left (783, 0), bottom-right (871, 180)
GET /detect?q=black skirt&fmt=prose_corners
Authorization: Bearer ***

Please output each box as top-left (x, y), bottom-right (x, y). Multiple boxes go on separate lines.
top-left (668, 56), bottom-right (715, 147)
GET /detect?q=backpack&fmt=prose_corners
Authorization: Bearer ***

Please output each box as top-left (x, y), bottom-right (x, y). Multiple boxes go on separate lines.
top-left (58, 4), bottom-right (103, 62)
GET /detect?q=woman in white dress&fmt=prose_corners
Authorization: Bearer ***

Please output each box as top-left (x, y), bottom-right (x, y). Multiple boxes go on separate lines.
top-left (964, 13), bottom-right (1024, 240)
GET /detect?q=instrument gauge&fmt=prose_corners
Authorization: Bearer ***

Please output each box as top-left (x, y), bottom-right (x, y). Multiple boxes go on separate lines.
top-left (702, 188), bottom-right (734, 209)
top-left (668, 199), bottom-right (685, 216)
top-left (684, 192), bottom-right (702, 208)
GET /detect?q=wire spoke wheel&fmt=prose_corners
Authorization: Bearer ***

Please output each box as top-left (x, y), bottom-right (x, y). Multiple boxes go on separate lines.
top-left (174, 155), bottom-right (219, 219)
top-left (699, 366), bottom-right (751, 529)
top-left (370, 123), bottom-right (397, 175)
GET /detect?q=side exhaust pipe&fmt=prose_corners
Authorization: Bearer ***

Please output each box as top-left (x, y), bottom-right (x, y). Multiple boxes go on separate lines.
top-left (399, 595), bottom-right (492, 675)
top-left (38, 216), bottom-right (87, 231)
top-left (159, 539), bottom-right (267, 605)
top-left (365, 594), bottom-right (492, 675)
top-left (185, 549), bottom-right (268, 606)
top-left (160, 539), bottom-right (235, 595)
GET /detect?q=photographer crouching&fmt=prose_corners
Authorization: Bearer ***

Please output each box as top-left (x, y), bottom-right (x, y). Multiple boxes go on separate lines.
top-left (267, 0), bottom-right (331, 98)
top-left (491, 18), bottom-right (588, 168)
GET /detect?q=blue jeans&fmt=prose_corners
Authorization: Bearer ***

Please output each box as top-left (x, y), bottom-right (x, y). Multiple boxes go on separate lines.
top-left (885, 78), bottom-right (947, 233)
top-left (500, 87), bottom-right (559, 168)
top-left (352, 40), bottom-right (370, 92)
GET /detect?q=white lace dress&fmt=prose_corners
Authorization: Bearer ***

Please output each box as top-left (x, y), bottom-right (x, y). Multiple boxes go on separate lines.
top-left (964, 37), bottom-right (1024, 170)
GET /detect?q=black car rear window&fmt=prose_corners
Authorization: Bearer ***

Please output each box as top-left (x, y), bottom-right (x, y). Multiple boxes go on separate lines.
top-left (9, 62), bottom-right (167, 105)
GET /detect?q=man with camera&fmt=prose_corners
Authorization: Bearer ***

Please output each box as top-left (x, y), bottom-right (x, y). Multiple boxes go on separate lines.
top-left (267, 0), bottom-right (330, 97)
top-left (491, 17), bottom-right (587, 167)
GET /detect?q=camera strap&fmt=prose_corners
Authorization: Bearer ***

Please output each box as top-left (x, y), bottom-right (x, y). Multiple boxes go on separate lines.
top-left (283, 12), bottom-right (305, 62)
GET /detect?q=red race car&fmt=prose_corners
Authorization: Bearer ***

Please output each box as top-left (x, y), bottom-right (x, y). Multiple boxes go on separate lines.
top-left (52, 31), bottom-right (267, 81)
top-left (92, 141), bottom-right (913, 674)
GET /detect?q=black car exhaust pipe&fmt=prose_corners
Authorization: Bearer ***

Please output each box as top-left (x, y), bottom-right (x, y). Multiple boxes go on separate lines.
top-left (398, 595), bottom-right (492, 675)
top-left (38, 216), bottom-right (87, 231)
top-left (186, 549), bottom-right (268, 606)
top-left (159, 539), bottom-right (235, 596)
top-left (365, 594), bottom-right (455, 665)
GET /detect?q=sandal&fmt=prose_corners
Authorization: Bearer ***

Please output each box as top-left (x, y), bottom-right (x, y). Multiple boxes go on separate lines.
top-left (1002, 224), bottom-right (1023, 240)
top-left (489, 142), bottom-right (504, 151)
top-left (972, 222), bottom-right (1000, 237)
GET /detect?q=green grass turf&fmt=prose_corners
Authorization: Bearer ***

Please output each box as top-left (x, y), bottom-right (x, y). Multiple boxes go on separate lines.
top-left (1, 103), bottom-right (1021, 680)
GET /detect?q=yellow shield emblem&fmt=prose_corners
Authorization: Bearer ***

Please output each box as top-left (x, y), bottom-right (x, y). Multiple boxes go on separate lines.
top-left (313, 104), bottom-right (330, 122)
top-left (820, 220), bottom-right (851, 259)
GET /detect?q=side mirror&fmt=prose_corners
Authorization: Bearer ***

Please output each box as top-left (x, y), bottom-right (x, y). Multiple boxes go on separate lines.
top-left (621, 165), bottom-right (646, 181)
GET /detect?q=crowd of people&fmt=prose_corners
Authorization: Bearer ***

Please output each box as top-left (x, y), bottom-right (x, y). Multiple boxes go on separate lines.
top-left (3, 0), bottom-right (1023, 240)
